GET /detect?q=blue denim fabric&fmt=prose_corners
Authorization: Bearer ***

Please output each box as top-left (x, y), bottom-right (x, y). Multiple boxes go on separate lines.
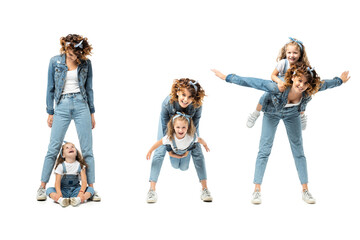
top-left (253, 106), bottom-right (308, 184)
top-left (225, 73), bottom-right (344, 184)
top-left (41, 93), bottom-right (95, 184)
top-left (46, 54), bottom-right (95, 115)
top-left (226, 74), bottom-right (343, 113)
top-left (46, 163), bottom-right (94, 197)
top-left (149, 96), bottom-right (207, 182)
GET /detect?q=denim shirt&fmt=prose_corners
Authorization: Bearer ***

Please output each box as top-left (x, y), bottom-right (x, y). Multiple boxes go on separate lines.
top-left (46, 54), bottom-right (95, 115)
top-left (225, 74), bottom-right (343, 113)
top-left (159, 95), bottom-right (202, 137)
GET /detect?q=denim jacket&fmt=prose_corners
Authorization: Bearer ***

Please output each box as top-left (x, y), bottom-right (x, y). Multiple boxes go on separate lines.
top-left (225, 74), bottom-right (343, 113)
top-left (46, 54), bottom-right (95, 115)
top-left (159, 95), bottom-right (202, 137)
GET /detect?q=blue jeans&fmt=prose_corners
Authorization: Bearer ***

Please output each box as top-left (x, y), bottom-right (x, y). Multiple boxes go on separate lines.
top-left (40, 93), bottom-right (95, 184)
top-left (46, 186), bottom-right (95, 198)
top-left (254, 106), bottom-right (308, 184)
top-left (149, 118), bottom-right (207, 182)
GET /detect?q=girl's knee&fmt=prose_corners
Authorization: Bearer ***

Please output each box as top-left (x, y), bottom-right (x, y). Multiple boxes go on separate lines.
top-left (86, 186), bottom-right (95, 196)
top-left (46, 187), bottom-right (56, 196)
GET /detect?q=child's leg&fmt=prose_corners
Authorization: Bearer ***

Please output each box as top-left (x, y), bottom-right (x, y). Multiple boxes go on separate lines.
top-left (178, 154), bottom-right (191, 171)
top-left (256, 103), bottom-right (262, 112)
top-left (170, 156), bottom-right (181, 169)
top-left (46, 187), bottom-right (57, 200)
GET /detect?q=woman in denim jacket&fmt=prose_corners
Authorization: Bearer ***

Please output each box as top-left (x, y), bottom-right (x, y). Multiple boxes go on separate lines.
top-left (147, 78), bottom-right (213, 203)
top-left (212, 63), bottom-right (350, 204)
top-left (37, 34), bottom-right (100, 202)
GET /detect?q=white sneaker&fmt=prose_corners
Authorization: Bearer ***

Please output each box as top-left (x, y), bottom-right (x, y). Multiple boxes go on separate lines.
top-left (300, 114), bottom-right (307, 130)
top-left (246, 111), bottom-right (260, 128)
top-left (201, 188), bottom-right (213, 202)
top-left (36, 186), bottom-right (47, 201)
top-left (91, 191), bottom-right (101, 202)
top-left (147, 189), bottom-right (158, 203)
top-left (58, 197), bottom-right (70, 207)
top-left (302, 190), bottom-right (316, 204)
top-left (70, 197), bottom-right (81, 207)
top-left (251, 190), bottom-right (262, 204)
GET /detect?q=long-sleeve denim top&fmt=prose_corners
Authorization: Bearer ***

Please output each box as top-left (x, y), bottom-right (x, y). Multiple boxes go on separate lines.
top-left (159, 95), bottom-right (202, 138)
top-left (46, 54), bottom-right (95, 115)
top-left (225, 74), bottom-right (343, 113)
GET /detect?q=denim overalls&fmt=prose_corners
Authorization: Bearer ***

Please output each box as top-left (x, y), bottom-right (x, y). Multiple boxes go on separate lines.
top-left (259, 59), bottom-right (289, 106)
top-left (46, 162), bottom-right (95, 198)
top-left (166, 135), bottom-right (197, 171)
top-left (41, 54), bottom-right (95, 185)
top-left (149, 96), bottom-right (207, 182)
top-left (225, 73), bottom-right (343, 185)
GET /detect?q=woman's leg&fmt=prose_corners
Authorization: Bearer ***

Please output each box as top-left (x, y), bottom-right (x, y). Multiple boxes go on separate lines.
top-left (253, 113), bottom-right (280, 185)
top-left (191, 143), bottom-right (207, 184)
top-left (40, 100), bottom-right (71, 184)
top-left (283, 111), bottom-right (308, 185)
top-left (73, 95), bottom-right (95, 185)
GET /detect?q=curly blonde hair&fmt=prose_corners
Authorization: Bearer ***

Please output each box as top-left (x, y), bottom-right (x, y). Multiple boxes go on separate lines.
top-left (284, 62), bottom-right (321, 96)
top-left (276, 39), bottom-right (310, 66)
top-left (54, 142), bottom-right (88, 170)
top-left (170, 78), bottom-right (205, 108)
top-left (166, 114), bottom-right (196, 141)
top-left (60, 34), bottom-right (93, 64)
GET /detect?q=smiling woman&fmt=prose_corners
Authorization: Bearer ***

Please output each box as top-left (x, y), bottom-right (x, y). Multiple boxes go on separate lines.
top-left (211, 62), bottom-right (350, 205)
top-left (146, 78), bottom-right (212, 203)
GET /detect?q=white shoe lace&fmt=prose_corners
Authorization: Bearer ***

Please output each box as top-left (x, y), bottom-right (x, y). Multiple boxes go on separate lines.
top-left (303, 190), bottom-right (313, 200)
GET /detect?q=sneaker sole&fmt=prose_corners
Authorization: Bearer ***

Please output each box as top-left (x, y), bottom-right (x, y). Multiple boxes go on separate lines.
top-left (202, 197), bottom-right (213, 202)
top-left (147, 199), bottom-right (157, 203)
top-left (37, 196), bottom-right (47, 201)
top-left (251, 200), bottom-right (261, 204)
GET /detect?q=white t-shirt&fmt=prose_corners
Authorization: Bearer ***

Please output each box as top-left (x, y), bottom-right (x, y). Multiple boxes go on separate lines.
top-left (162, 133), bottom-right (198, 151)
top-left (54, 161), bottom-right (84, 176)
top-left (276, 59), bottom-right (289, 77)
top-left (62, 68), bottom-right (80, 94)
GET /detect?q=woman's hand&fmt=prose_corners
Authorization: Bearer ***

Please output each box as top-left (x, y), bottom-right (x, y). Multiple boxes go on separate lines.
top-left (47, 115), bottom-right (53, 128)
top-left (91, 114), bottom-right (96, 129)
top-left (211, 69), bottom-right (227, 80)
top-left (340, 71), bottom-right (350, 83)
top-left (146, 150), bottom-right (153, 160)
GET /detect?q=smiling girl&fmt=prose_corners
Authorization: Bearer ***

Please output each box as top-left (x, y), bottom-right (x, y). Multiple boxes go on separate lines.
top-left (147, 78), bottom-right (212, 203)
top-left (46, 142), bottom-right (94, 207)
top-left (212, 63), bottom-right (350, 204)
top-left (146, 113), bottom-right (210, 198)
top-left (247, 37), bottom-right (310, 130)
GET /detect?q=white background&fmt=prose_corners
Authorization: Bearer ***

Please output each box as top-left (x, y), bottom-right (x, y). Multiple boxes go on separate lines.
top-left (1, 0), bottom-right (359, 239)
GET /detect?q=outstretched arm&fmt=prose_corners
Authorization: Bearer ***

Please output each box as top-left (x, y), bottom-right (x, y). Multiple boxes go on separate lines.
top-left (211, 69), bottom-right (281, 93)
top-left (319, 71), bottom-right (350, 92)
top-left (146, 139), bottom-right (163, 160)
top-left (198, 137), bottom-right (210, 152)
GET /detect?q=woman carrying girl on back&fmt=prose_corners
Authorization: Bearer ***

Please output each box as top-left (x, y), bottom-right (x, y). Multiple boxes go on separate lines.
top-left (247, 37), bottom-right (310, 130)
top-left (212, 62), bottom-right (350, 204)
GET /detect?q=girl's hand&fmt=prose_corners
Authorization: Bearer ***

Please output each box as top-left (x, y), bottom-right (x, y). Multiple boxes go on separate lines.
top-left (198, 137), bottom-right (210, 152)
top-left (211, 69), bottom-right (227, 80)
top-left (340, 71), bottom-right (350, 83)
top-left (78, 192), bottom-right (86, 202)
top-left (52, 192), bottom-right (62, 201)
top-left (277, 81), bottom-right (286, 92)
top-left (91, 114), bottom-right (96, 129)
top-left (47, 115), bottom-right (53, 128)
top-left (202, 143), bottom-right (210, 152)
